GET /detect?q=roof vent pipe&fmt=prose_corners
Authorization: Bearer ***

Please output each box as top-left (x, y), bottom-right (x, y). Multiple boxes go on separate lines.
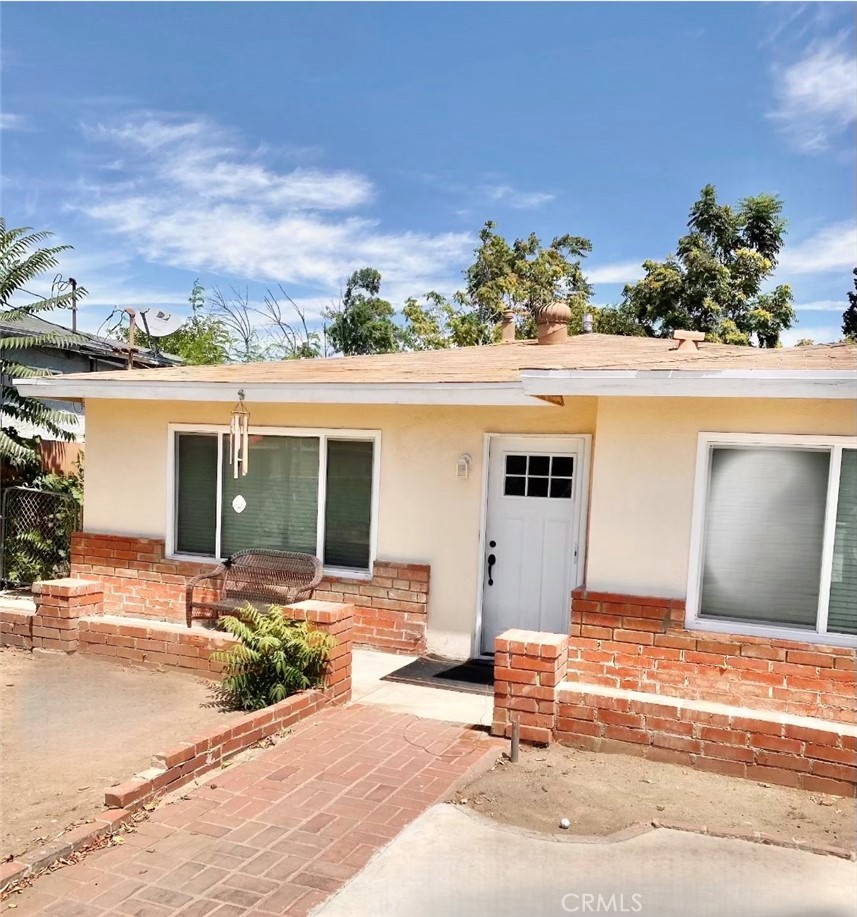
top-left (536, 302), bottom-right (572, 345)
top-left (500, 309), bottom-right (516, 343)
top-left (672, 329), bottom-right (705, 352)
top-left (582, 313), bottom-right (594, 334)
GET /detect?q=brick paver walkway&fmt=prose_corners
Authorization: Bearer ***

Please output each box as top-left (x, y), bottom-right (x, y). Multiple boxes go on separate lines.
top-left (5, 705), bottom-right (500, 917)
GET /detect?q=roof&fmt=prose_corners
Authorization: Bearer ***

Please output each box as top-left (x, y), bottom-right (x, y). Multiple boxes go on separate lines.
top-left (0, 313), bottom-right (182, 369)
top-left (13, 334), bottom-right (857, 405)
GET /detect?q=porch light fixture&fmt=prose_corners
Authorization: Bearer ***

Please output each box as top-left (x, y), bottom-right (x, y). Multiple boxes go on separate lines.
top-left (457, 454), bottom-right (471, 479)
top-left (229, 390), bottom-right (250, 478)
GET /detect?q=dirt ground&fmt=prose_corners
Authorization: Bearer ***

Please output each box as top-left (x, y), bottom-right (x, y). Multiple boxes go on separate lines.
top-left (0, 648), bottom-right (243, 858)
top-left (455, 743), bottom-right (857, 851)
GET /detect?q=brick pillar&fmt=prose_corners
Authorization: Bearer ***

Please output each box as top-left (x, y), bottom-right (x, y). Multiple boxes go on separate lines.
top-left (31, 578), bottom-right (103, 653)
top-left (492, 628), bottom-right (569, 745)
top-left (285, 600), bottom-right (354, 705)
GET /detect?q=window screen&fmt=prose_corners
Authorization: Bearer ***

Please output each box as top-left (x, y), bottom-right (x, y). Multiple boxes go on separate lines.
top-left (221, 435), bottom-right (319, 557)
top-left (324, 440), bottom-right (374, 569)
top-left (175, 434), bottom-right (217, 556)
top-left (828, 449), bottom-right (857, 636)
top-left (699, 447), bottom-right (829, 628)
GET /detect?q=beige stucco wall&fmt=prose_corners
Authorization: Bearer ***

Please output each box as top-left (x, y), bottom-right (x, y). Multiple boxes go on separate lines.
top-left (83, 398), bottom-right (597, 658)
top-left (585, 398), bottom-right (857, 599)
top-left (82, 395), bottom-right (856, 658)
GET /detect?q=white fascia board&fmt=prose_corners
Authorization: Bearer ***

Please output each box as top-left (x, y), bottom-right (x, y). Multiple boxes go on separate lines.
top-left (520, 369), bottom-right (857, 400)
top-left (13, 377), bottom-right (544, 407)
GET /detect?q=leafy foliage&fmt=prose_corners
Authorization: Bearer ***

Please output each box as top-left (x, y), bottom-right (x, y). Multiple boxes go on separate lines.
top-left (621, 185), bottom-right (795, 346)
top-left (212, 605), bottom-right (335, 711)
top-left (325, 268), bottom-right (401, 356)
top-left (402, 222), bottom-right (593, 347)
top-left (130, 280), bottom-right (231, 365)
top-left (1, 219), bottom-right (84, 471)
top-left (2, 458), bottom-right (83, 585)
top-left (211, 284), bottom-right (323, 362)
top-left (843, 269), bottom-right (857, 342)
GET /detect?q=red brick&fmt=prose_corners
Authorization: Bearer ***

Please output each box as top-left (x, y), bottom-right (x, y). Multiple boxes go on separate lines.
top-left (786, 650), bottom-right (836, 669)
top-left (603, 726), bottom-right (649, 745)
top-left (750, 734), bottom-right (803, 755)
top-left (804, 744), bottom-right (857, 766)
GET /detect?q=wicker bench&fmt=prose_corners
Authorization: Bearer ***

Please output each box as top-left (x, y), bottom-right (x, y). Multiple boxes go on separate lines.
top-left (185, 549), bottom-right (324, 627)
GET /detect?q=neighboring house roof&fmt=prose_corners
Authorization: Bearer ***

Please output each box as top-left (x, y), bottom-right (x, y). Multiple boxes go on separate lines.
top-left (0, 313), bottom-right (182, 370)
top-left (14, 334), bottom-right (857, 405)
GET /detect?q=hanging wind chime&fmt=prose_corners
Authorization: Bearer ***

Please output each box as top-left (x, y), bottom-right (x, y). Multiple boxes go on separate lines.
top-left (229, 390), bottom-right (250, 478)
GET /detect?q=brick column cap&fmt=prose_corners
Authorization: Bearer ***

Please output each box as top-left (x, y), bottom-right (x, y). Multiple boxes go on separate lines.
top-left (286, 600), bottom-right (355, 625)
top-left (32, 578), bottom-right (103, 597)
top-left (496, 629), bottom-right (569, 657)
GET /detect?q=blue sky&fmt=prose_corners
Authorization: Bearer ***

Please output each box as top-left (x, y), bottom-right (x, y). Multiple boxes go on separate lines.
top-left (2, 2), bottom-right (855, 344)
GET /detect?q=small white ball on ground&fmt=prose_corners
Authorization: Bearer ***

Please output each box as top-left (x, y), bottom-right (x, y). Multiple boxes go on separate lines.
top-left (559, 817), bottom-right (571, 830)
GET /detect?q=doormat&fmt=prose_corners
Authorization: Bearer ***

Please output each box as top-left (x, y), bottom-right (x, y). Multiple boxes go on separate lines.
top-left (382, 656), bottom-right (494, 695)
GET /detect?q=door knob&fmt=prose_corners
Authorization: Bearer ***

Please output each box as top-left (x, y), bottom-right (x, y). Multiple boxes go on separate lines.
top-left (487, 553), bottom-right (496, 586)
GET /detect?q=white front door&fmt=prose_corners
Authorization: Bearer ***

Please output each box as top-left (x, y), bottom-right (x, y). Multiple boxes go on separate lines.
top-left (480, 436), bottom-right (584, 655)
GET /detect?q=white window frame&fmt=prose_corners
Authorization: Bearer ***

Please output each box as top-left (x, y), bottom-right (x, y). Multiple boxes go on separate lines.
top-left (166, 423), bottom-right (381, 579)
top-left (686, 432), bottom-right (857, 648)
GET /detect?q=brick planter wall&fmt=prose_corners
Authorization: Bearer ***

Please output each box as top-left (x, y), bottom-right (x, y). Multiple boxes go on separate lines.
top-left (571, 589), bottom-right (857, 723)
top-left (70, 531), bottom-right (428, 653)
top-left (555, 682), bottom-right (857, 798)
top-left (491, 627), bottom-right (857, 798)
top-left (104, 690), bottom-right (327, 810)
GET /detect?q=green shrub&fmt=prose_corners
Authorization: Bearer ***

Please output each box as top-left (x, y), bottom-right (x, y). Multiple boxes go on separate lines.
top-left (211, 604), bottom-right (335, 711)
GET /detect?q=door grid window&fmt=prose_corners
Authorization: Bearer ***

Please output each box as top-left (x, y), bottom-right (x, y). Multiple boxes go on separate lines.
top-left (503, 454), bottom-right (573, 499)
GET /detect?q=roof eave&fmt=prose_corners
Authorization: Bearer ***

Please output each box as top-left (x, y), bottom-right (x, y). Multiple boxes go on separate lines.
top-left (520, 369), bottom-right (857, 400)
top-left (12, 378), bottom-right (545, 407)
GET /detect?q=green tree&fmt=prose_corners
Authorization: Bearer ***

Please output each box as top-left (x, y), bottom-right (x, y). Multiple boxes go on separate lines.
top-left (462, 221), bottom-right (593, 341)
top-left (136, 280), bottom-right (231, 364)
top-left (402, 222), bottom-right (593, 348)
top-left (325, 268), bottom-right (401, 356)
top-left (0, 220), bottom-right (83, 472)
top-left (843, 269), bottom-right (857, 342)
top-left (622, 185), bottom-right (795, 346)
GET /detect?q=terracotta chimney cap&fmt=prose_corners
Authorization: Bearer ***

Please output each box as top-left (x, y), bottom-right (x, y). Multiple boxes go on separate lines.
top-left (672, 329), bottom-right (705, 351)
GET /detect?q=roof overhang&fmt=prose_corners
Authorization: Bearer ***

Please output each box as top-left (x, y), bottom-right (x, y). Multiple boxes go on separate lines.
top-left (520, 369), bottom-right (857, 400)
top-left (15, 368), bottom-right (857, 405)
top-left (13, 377), bottom-right (543, 407)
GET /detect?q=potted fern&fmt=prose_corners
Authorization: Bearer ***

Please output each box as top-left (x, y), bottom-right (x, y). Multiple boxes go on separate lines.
top-left (212, 604), bottom-right (335, 711)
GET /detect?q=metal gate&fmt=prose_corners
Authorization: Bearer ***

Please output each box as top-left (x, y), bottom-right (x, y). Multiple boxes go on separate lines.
top-left (0, 486), bottom-right (82, 586)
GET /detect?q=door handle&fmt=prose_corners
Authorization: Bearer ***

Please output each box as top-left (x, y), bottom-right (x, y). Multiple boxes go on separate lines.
top-left (487, 553), bottom-right (496, 586)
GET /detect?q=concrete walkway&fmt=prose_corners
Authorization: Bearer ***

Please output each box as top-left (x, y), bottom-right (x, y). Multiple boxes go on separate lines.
top-left (3, 706), bottom-right (500, 917)
top-left (351, 649), bottom-right (494, 727)
top-left (318, 804), bottom-right (857, 917)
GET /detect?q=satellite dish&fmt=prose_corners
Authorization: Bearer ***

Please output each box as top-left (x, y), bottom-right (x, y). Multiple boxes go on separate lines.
top-left (140, 309), bottom-right (185, 337)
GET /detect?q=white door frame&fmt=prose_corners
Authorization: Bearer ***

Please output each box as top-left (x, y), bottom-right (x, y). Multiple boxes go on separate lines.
top-left (472, 432), bottom-right (592, 659)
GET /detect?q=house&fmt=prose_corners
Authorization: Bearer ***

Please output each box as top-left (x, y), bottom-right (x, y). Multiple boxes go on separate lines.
top-left (14, 329), bottom-right (857, 722)
top-left (2, 312), bottom-right (180, 472)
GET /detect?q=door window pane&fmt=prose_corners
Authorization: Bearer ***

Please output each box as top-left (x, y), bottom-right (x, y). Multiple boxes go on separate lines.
top-left (324, 440), bottom-right (373, 569)
top-left (700, 447), bottom-right (829, 628)
top-left (829, 449), bottom-right (857, 636)
top-left (175, 434), bottom-right (218, 555)
top-left (504, 453), bottom-right (574, 500)
top-left (221, 436), bottom-right (319, 557)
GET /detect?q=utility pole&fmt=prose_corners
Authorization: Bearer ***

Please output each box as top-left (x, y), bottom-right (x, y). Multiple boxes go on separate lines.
top-left (123, 307), bottom-right (137, 369)
top-left (69, 278), bottom-right (78, 332)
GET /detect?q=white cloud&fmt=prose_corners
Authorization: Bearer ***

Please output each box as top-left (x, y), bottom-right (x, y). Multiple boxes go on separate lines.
top-left (585, 261), bottom-right (646, 284)
top-left (75, 113), bottom-right (472, 297)
top-left (794, 299), bottom-right (846, 312)
top-left (484, 185), bottom-right (555, 210)
top-left (769, 37), bottom-right (857, 152)
top-left (0, 112), bottom-right (28, 131)
top-left (779, 221), bottom-right (856, 274)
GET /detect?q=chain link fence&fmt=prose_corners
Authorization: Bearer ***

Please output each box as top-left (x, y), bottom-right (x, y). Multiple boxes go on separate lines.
top-left (0, 486), bottom-right (82, 587)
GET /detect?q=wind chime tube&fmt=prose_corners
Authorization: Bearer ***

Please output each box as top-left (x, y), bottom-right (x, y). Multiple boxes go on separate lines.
top-left (242, 413), bottom-right (249, 475)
